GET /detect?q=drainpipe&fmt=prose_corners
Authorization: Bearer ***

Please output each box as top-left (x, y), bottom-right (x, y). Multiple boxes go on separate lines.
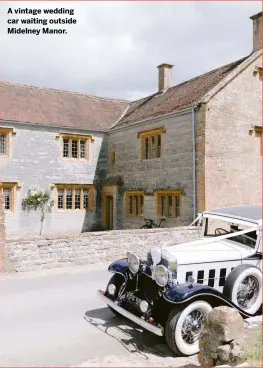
top-left (192, 107), bottom-right (196, 223)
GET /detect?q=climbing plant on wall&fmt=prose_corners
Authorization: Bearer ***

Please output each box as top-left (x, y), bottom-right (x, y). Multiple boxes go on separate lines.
top-left (22, 189), bottom-right (54, 235)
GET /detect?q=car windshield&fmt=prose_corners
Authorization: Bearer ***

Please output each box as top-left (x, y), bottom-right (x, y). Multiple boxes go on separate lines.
top-left (204, 217), bottom-right (257, 249)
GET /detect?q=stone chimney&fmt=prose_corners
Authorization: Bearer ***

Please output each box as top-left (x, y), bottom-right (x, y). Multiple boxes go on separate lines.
top-left (157, 63), bottom-right (173, 91)
top-left (250, 11), bottom-right (262, 52)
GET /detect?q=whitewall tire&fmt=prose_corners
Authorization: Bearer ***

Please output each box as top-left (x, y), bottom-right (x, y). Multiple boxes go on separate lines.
top-left (223, 264), bottom-right (262, 315)
top-left (165, 300), bottom-right (212, 356)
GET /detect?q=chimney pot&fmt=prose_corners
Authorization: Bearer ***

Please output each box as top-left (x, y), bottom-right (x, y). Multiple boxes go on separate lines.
top-left (250, 11), bottom-right (262, 52)
top-left (157, 63), bottom-right (174, 91)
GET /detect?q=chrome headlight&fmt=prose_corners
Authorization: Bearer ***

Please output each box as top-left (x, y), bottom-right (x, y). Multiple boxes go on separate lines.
top-left (153, 265), bottom-right (169, 287)
top-left (128, 252), bottom-right (140, 274)
top-left (161, 250), bottom-right (177, 278)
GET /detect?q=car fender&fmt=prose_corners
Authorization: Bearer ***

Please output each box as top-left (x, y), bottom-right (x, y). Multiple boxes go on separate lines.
top-left (163, 283), bottom-right (260, 318)
top-left (108, 258), bottom-right (129, 281)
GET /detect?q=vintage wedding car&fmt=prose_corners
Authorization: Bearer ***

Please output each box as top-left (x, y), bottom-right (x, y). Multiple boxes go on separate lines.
top-left (98, 205), bottom-right (262, 356)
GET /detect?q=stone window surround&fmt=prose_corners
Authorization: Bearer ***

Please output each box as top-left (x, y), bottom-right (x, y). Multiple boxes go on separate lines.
top-left (109, 148), bottom-right (116, 167)
top-left (156, 190), bottom-right (182, 218)
top-left (0, 127), bottom-right (16, 158)
top-left (53, 184), bottom-right (95, 212)
top-left (0, 181), bottom-right (21, 212)
top-left (138, 126), bottom-right (166, 161)
top-left (56, 132), bottom-right (94, 161)
top-left (253, 65), bottom-right (262, 78)
top-left (249, 125), bottom-right (262, 156)
top-left (125, 191), bottom-right (144, 217)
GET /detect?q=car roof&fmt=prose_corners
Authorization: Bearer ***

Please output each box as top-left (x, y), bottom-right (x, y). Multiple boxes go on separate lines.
top-left (203, 205), bottom-right (262, 225)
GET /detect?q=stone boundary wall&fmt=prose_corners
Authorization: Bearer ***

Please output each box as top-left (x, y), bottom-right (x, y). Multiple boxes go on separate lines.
top-left (6, 227), bottom-right (199, 272)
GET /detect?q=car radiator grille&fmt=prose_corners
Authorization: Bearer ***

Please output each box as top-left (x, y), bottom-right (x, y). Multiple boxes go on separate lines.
top-left (184, 267), bottom-right (235, 289)
top-left (134, 273), bottom-right (160, 303)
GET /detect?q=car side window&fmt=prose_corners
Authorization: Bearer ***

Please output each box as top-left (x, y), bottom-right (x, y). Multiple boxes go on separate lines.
top-left (231, 230), bottom-right (257, 248)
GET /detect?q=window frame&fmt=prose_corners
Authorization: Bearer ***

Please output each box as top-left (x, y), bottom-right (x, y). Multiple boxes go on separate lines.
top-left (156, 190), bottom-right (182, 218)
top-left (249, 125), bottom-right (262, 156)
top-left (138, 127), bottom-right (166, 161)
top-left (0, 181), bottom-right (20, 212)
top-left (57, 132), bottom-right (94, 161)
top-left (125, 191), bottom-right (144, 217)
top-left (54, 184), bottom-right (95, 212)
top-left (255, 126), bottom-right (262, 156)
top-left (0, 127), bottom-right (16, 158)
top-left (109, 148), bottom-right (116, 167)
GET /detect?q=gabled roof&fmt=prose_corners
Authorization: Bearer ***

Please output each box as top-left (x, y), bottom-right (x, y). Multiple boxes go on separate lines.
top-left (0, 82), bottom-right (129, 131)
top-left (0, 53), bottom-right (256, 132)
top-left (112, 55), bottom-right (250, 130)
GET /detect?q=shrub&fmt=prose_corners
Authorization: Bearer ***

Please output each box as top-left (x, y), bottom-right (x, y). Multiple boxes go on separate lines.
top-left (22, 189), bottom-right (54, 235)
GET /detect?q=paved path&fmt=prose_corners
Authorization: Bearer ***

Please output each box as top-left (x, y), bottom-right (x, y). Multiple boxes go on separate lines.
top-left (0, 265), bottom-right (200, 367)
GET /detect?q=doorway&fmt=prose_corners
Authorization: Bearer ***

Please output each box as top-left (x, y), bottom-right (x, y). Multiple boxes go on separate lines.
top-left (105, 195), bottom-right (113, 230)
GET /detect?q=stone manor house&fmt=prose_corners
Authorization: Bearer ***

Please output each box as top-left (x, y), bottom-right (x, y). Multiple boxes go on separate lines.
top-left (0, 11), bottom-right (262, 238)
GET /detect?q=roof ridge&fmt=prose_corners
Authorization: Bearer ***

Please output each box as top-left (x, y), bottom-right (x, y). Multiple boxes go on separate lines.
top-left (0, 80), bottom-right (129, 104)
top-left (114, 54), bottom-right (252, 129)
top-left (166, 55), bottom-right (249, 92)
top-left (129, 55), bottom-right (249, 104)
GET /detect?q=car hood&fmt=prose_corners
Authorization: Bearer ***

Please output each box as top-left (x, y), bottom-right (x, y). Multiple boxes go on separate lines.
top-left (162, 237), bottom-right (255, 265)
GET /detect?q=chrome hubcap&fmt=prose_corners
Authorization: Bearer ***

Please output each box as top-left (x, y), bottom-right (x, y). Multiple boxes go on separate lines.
top-left (181, 309), bottom-right (206, 345)
top-left (237, 276), bottom-right (259, 309)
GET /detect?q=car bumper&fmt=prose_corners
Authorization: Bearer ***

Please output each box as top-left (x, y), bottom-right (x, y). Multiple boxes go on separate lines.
top-left (97, 290), bottom-right (164, 337)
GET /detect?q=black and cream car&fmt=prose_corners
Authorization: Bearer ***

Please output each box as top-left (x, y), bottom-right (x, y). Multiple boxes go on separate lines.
top-left (98, 205), bottom-right (262, 356)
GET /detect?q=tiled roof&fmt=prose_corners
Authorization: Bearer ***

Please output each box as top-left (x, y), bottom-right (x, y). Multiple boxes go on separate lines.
top-left (0, 82), bottom-right (129, 131)
top-left (0, 55), bottom-right (250, 132)
top-left (113, 55), bottom-right (249, 129)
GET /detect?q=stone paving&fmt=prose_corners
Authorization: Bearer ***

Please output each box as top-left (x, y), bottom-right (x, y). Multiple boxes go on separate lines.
top-left (74, 315), bottom-right (262, 367)
top-left (0, 262), bottom-right (261, 367)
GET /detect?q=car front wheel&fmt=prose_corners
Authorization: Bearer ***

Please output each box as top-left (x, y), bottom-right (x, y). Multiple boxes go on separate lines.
top-left (165, 300), bottom-right (212, 356)
top-left (105, 273), bottom-right (126, 317)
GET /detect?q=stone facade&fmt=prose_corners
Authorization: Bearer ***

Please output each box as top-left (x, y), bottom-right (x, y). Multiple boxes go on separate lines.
top-left (195, 105), bottom-right (207, 213)
top-left (0, 122), bottom-right (107, 237)
top-left (205, 54), bottom-right (262, 210)
top-left (0, 12), bottom-right (261, 244)
top-left (6, 226), bottom-right (199, 272)
top-left (107, 110), bottom-right (195, 229)
top-left (0, 190), bottom-right (5, 272)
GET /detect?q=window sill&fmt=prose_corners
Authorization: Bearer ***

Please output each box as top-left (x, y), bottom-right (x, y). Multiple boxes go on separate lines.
top-left (160, 216), bottom-right (181, 220)
top-left (141, 157), bottom-right (162, 162)
top-left (55, 209), bottom-right (93, 213)
top-left (61, 157), bottom-right (90, 162)
top-left (126, 214), bottom-right (144, 218)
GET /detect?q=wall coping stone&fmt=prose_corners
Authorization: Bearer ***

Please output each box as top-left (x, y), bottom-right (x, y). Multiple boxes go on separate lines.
top-left (6, 226), bottom-right (198, 243)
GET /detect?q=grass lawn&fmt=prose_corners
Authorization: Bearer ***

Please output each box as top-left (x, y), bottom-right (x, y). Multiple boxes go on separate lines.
top-left (244, 325), bottom-right (262, 366)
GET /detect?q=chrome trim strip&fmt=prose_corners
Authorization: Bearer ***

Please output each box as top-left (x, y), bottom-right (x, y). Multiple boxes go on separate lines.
top-left (162, 292), bottom-right (255, 318)
top-left (97, 290), bottom-right (164, 336)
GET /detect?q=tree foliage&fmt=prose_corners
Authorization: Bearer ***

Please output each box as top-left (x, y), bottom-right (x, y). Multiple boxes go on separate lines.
top-left (22, 189), bottom-right (54, 235)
